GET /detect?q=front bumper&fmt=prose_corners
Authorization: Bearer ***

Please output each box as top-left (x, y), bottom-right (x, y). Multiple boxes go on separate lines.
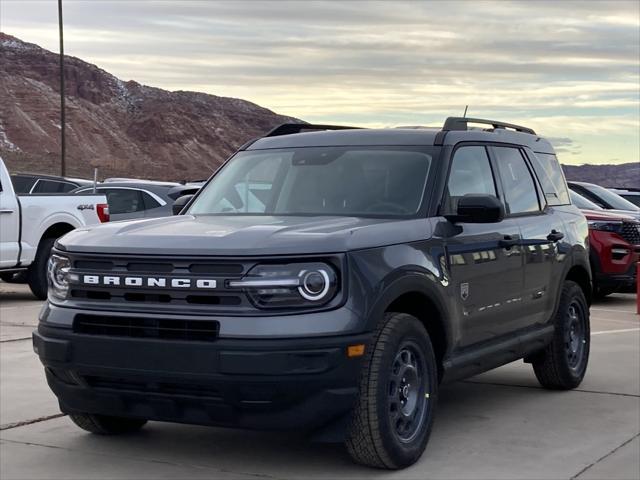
top-left (594, 261), bottom-right (638, 292)
top-left (34, 320), bottom-right (370, 432)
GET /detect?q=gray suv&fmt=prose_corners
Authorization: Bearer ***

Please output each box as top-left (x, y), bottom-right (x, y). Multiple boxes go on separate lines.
top-left (34, 118), bottom-right (591, 469)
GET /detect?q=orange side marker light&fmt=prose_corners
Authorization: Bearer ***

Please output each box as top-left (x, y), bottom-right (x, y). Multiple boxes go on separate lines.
top-left (347, 344), bottom-right (365, 358)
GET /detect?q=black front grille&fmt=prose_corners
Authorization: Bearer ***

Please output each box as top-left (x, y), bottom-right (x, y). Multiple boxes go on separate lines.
top-left (74, 314), bottom-right (219, 341)
top-left (67, 254), bottom-right (253, 312)
top-left (620, 222), bottom-right (640, 245)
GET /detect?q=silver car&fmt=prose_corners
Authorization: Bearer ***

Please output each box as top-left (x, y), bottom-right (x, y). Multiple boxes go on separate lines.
top-left (72, 182), bottom-right (200, 221)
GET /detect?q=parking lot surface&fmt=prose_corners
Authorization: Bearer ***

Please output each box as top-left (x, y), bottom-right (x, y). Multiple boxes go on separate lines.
top-left (1, 282), bottom-right (638, 479)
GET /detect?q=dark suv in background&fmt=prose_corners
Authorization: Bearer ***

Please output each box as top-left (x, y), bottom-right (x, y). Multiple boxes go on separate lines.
top-left (11, 173), bottom-right (94, 193)
top-left (34, 118), bottom-right (591, 469)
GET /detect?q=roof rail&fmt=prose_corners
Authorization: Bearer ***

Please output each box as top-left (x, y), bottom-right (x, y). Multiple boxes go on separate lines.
top-left (265, 123), bottom-right (361, 137)
top-left (443, 117), bottom-right (536, 135)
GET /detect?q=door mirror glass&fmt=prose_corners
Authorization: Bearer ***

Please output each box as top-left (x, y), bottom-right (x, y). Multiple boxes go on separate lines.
top-left (172, 194), bottom-right (194, 215)
top-left (446, 194), bottom-right (504, 223)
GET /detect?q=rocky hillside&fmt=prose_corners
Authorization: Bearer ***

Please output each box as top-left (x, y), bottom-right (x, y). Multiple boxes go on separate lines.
top-left (0, 33), bottom-right (300, 181)
top-left (562, 162), bottom-right (639, 189)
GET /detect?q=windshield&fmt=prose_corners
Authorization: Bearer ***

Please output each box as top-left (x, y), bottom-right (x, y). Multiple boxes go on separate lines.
top-left (189, 147), bottom-right (435, 217)
top-left (570, 190), bottom-right (602, 210)
top-left (584, 184), bottom-right (640, 211)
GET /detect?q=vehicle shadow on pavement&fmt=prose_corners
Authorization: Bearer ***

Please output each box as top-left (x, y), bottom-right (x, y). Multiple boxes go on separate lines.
top-left (3, 365), bottom-right (638, 479)
top-left (19, 378), bottom-right (621, 479)
top-left (0, 284), bottom-right (36, 303)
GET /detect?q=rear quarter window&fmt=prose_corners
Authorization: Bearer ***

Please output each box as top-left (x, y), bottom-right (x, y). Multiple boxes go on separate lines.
top-left (528, 152), bottom-right (570, 206)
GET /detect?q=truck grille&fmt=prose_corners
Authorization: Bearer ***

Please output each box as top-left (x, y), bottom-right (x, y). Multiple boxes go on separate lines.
top-left (620, 222), bottom-right (640, 245)
top-left (67, 253), bottom-right (256, 314)
top-left (74, 314), bottom-right (219, 341)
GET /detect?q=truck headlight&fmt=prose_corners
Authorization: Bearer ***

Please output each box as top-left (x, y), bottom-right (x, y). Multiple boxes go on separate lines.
top-left (587, 220), bottom-right (623, 233)
top-left (228, 262), bottom-right (338, 308)
top-left (47, 254), bottom-right (72, 300)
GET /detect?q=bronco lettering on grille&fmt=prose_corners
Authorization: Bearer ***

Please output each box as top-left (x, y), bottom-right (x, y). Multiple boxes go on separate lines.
top-left (81, 275), bottom-right (217, 289)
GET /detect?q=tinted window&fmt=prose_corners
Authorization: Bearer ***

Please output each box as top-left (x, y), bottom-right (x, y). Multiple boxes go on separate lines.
top-left (60, 182), bottom-right (77, 193)
top-left (494, 147), bottom-right (540, 214)
top-left (190, 147), bottom-right (434, 217)
top-left (11, 175), bottom-right (35, 193)
top-left (444, 146), bottom-right (497, 214)
top-left (570, 190), bottom-right (602, 210)
top-left (141, 192), bottom-right (161, 210)
top-left (102, 189), bottom-right (144, 214)
top-left (529, 152), bottom-right (570, 205)
top-left (620, 194), bottom-right (640, 208)
top-left (32, 179), bottom-right (76, 193)
top-left (578, 183), bottom-right (640, 211)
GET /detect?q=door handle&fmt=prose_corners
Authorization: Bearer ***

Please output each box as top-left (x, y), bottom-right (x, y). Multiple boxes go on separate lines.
top-left (499, 235), bottom-right (519, 248)
top-left (0, 209), bottom-right (15, 214)
top-left (547, 230), bottom-right (564, 242)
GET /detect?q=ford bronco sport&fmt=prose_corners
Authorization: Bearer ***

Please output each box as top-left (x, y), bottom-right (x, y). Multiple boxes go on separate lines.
top-left (34, 117), bottom-right (591, 469)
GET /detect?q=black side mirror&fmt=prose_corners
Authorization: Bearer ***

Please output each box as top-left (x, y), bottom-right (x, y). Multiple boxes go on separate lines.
top-left (172, 194), bottom-right (194, 215)
top-left (446, 194), bottom-right (504, 223)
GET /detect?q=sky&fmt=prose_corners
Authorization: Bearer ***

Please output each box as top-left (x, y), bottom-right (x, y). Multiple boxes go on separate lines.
top-left (1, 0), bottom-right (639, 165)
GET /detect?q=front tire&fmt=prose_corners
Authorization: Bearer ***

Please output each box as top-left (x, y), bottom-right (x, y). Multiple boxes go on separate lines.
top-left (531, 280), bottom-right (590, 389)
top-left (69, 413), bottom-right (147, 435)
top-left (345, 312), bottom-right (438, 469)
top-left (27, 237), bottom-right (56, 300)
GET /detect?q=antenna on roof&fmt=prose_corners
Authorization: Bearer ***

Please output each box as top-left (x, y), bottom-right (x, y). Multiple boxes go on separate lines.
top-left (463, 105), bottom-right (468, 118)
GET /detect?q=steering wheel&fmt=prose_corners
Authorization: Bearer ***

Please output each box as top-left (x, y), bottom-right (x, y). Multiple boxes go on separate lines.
top-left (364, 201), bottom-right (410, 214)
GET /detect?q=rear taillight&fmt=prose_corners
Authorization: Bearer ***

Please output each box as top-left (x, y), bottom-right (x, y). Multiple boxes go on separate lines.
top-left (97, 203), bottom-right (110, 223)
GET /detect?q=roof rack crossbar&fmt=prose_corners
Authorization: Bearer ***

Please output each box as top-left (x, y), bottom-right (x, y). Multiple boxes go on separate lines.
top-left (443, 117), bottom-right (536, 135)
top-left (265, 123), bottom-right (361, 137)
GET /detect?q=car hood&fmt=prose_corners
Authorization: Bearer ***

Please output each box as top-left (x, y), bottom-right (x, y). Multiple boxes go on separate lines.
top-left (581, 209), bottom-right (639, 222)
top-left (58, 215), bottom-right (432, 256)
top-left (604, 209), bottom-right (640, 220)
top-left (581, 210), bottom-right (636, 222)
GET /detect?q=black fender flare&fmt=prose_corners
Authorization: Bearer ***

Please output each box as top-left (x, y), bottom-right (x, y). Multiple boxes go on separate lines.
top-left (364, 270), bottom-right (453, 351)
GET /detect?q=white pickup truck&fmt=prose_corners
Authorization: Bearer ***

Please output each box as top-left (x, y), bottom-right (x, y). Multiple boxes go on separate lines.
top-left (0, 158), bottom-right (109, 299)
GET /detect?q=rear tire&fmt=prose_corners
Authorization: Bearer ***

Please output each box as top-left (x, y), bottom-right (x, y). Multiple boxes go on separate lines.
top-left (531, 280), bottom-right (590, 390)
top-left (69, 413), bottom-right (147, 435)
top-left (345, 312), bottom-right (438, 469)
top-left (27, 237), bottom-right (56, 300)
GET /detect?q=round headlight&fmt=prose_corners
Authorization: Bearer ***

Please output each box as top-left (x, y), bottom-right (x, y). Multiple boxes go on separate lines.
top-left (47, 254), bottom-right (71, 300)
top-left (230, 262), bottom-right (339, 308)
top-left (298, 269), bottom-right (330, 301)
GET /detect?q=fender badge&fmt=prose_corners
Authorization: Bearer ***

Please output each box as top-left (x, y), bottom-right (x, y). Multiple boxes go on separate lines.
top-left (460, 282), bottom-right (469, 301)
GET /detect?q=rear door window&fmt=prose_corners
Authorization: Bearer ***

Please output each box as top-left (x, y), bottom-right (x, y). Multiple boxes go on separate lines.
top-left (493, 147), bottom-right (541, 215)
top-left (102, 189), bottom-right (145, 214)
top-left (32, 180), bottom-right (77, 193)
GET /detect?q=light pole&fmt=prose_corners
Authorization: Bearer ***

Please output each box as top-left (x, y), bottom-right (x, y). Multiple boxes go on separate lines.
top-left (58, 0), bottom-right (66, 176)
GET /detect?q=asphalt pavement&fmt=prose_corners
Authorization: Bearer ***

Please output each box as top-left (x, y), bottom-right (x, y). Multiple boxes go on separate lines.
top-left (1, 282), bottom-right (638, 480)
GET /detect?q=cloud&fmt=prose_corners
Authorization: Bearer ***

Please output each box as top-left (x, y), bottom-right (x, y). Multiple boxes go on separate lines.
top-left (1, 0), bottom-right (638, 165)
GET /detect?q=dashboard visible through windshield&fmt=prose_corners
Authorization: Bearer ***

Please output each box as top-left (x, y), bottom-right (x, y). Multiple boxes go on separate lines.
top-left (189, 146), bottom-right (436, 217)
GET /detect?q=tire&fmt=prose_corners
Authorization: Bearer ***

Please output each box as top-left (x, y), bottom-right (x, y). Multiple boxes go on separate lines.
top-left (27, 237), bottom-right (56, 300)
top-left (69, 413), bottom-right (147, 435)
top-left (345, 312), bottom-right (438, 469)
top-left (531, 280), bottom-right (590, 390)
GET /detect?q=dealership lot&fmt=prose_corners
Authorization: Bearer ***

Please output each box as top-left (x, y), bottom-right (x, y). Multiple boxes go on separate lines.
top-left (1, 282), bottom-right (638, 480)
